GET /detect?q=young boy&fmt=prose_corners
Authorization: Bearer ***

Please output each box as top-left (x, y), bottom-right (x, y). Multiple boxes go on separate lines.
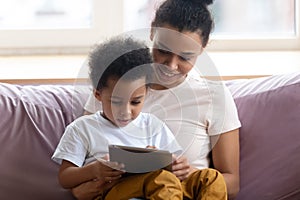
top-left (52, 36), bottom-right (182, 200)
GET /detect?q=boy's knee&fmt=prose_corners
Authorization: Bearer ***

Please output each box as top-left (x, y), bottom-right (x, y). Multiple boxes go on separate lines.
top-left (189, 169), bottom-right (227, 199)
top-left (203, 168), bottom-right (222, 177)
top-left (144, 170), bottom-right (182, 200)
top-left (153, 169), bottom-right (178, 178)
top-left (148, 169), bottom-right (181, 185)
top-left (192, 168), bottom-right (225, 185)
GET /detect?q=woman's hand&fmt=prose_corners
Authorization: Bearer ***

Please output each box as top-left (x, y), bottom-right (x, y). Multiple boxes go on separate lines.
top-left (172, 155), bottom-right (192, 181)
top-left (71, 178), bottom-right (119, 200)
top-left (71, 179), bottom-right (103, 200)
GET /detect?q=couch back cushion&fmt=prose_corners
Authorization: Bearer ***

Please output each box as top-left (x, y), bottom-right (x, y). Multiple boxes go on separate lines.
top-left (227, 72), bottom-right (300, 200)
top-left (1, 71), bottom-right (299, 200)
top-left (0, 83), bottom-right (89, 200)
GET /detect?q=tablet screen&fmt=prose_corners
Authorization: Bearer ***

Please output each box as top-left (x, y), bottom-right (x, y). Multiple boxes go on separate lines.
top-left (109, 145), bottom-right (172, 173)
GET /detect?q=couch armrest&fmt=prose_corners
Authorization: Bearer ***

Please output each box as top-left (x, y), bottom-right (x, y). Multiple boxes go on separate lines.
top-left (226, 72), bottom-right (300, 200)
top-left (0, 83), bottom-right (89, 200)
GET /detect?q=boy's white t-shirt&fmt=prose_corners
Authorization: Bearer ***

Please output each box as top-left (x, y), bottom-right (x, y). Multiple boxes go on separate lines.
top-left (52, 112), bottom-right (182, 167)
top-left (84, 75), bottom-right (241, 169)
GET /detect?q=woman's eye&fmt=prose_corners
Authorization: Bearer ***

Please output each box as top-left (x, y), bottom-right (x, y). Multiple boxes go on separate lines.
top-left (131, 101), bottom-right (141, 105)
top-left (179, 55), bottom-right (191, 61)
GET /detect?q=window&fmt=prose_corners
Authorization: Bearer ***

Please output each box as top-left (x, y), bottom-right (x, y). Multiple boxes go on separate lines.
top-left (0, 0), bottom-right (299, 54)
top-left (209, 0), bottom-right (299, 50)
top-left (0, 0), bottom-right (123, 53)
top-left (123, 0), bottom-right (300, 51)
top-left (0, 0), bottom-right (92, 29)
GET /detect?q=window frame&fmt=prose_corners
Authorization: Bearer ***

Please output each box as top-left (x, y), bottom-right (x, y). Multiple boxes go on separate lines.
top-left (207, 0), bottom-right (300, 51)
top-left (0, 0), bottom-right (299, 55)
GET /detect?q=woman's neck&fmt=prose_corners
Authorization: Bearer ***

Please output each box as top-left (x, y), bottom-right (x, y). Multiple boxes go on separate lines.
top-left (149, 83), bottom-right (167, 90)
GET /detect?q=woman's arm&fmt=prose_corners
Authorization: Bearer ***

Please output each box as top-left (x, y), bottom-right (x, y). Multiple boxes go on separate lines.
top-left (211, 128), bottom-right (240, 200)
top-left (71, 179), bottom-right (119, 200)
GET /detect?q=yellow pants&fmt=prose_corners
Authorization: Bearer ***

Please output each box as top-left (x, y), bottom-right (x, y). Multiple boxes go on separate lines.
top-left (182, 168), bottom-right (227, 200)
top-left (99, 168), bottom-right (227, 200)
top-left (103, 169), bottom-right (182, 200)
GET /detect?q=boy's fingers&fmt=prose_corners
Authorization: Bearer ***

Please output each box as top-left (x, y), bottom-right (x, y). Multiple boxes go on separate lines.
top-left (106, 170), bottom-right (125, 177)
top-left (172, 154), bottom-right (177, 160)
top-left (106, 161), bottom-right (125, 170)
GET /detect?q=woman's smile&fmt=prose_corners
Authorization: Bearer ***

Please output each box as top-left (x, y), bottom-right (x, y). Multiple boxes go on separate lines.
top-left (153, 63), bottom-right (185, 87)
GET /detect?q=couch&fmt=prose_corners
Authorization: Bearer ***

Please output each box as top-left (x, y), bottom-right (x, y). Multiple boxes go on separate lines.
top-left (0, 72), bottom-right (299, 200)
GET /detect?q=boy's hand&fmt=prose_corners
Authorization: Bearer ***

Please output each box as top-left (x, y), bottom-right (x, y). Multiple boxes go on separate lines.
top-left (88, 155), bottom-right (125, 183)
top-left (172, 155), bottom-right (191, 181)
top-left (146, 145), bottom-right (157, 149)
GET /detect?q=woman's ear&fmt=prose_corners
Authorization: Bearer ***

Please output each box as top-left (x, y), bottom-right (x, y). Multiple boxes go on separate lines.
top-left (94, 89), bottom-right (102, 101)
top-left (150, 27), bottom-right (155, 41)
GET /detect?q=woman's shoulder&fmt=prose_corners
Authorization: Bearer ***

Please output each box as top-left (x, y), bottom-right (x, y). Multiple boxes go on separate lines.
top-left (187, 75), bottom-right (230, 91)
top-left (137, 112), bottom-right (164, 125)
top-left (68, 111), bottom-right (101, 127)
top-left (132, 113), bottom-right (168, 133)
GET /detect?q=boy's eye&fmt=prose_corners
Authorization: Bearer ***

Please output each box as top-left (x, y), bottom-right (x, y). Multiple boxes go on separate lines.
top-left (111, 100), bottom-right (122, 105)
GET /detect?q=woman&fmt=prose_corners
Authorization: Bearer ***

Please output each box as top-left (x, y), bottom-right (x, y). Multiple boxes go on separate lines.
top-left (74, 0), bottom-right (240, 199)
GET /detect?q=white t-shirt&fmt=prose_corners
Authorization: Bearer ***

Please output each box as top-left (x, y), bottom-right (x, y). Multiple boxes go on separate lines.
top-left (52, 112), bottom-right (182, 167)
top-left (84, 75), bottom-right (241, 169)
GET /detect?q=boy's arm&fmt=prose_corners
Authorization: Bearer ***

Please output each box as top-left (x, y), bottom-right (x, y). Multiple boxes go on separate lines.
top-left (58, 160), bottom-right (98, 189)
top-left (59, 159), bottom-right (125, 189)
top-left (83, 110), bottom-right (93, 115)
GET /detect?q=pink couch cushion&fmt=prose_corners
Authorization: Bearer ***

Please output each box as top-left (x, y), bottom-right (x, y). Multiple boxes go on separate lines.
top-left (227, 72), bottom-right (300, 200)
top-left (0, 83), bottom-right (88, 200)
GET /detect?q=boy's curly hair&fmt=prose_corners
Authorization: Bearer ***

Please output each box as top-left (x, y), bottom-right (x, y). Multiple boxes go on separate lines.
top-left (89, 36), bottom-right (153, 91)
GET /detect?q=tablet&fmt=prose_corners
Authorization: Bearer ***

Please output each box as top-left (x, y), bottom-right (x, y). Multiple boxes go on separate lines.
top-left (109, 145), bottom-right (172, 173)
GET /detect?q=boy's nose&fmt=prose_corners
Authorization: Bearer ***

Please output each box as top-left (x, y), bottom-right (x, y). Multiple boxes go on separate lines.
top-left (165, 55), bottom-right (179, 71)
top-left (119, 104), bottom-right (131, 117)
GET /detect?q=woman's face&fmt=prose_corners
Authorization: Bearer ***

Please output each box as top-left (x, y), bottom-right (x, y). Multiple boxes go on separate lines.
top-left (151, 25), bottom-right (203, 89)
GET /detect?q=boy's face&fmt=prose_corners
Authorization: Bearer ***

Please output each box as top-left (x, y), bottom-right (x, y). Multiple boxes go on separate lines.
top-left (95, 77), bottom-right (147, 127)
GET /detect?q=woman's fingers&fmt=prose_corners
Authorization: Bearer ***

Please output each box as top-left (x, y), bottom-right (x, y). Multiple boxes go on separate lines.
top-left (71, 179), bottom-right (104, 200)
top-left (102, 179), bottom-right (120, 191)
top-left (103, 174), bottom-right (122, 183)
